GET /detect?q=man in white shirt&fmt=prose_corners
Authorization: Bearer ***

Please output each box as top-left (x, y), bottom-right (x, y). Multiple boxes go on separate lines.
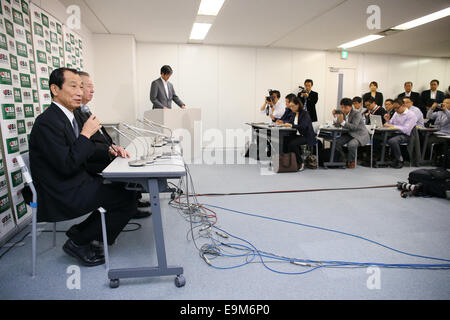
top-left (403, 96), bottom-right (424, 127)
top-left (259, 90), bottom-right (286, 122)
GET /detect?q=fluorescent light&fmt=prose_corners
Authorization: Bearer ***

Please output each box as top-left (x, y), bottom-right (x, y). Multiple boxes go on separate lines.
top-left (392, 7), bottom-right (450, 30)
top-left (198, 0), bottom-right (225, 16)
top-left (189, 23), bottom-right (212, 40)
top-left (338, 35), bottom-right (384, 49)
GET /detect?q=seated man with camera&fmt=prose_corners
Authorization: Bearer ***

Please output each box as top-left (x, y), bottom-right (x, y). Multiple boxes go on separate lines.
top-left (260, 90), bottom-right (286, 122)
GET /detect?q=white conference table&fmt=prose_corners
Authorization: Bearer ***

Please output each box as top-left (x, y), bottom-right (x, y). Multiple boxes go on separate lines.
top-left (102, 139), bottom-right (186, 289)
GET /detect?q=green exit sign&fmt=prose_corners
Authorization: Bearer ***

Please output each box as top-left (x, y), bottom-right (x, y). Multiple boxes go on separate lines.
top-left (341, 50), bottom-right (349, 60)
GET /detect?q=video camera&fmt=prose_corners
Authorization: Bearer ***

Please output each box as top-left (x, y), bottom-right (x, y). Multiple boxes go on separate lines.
top-left (298, 86), bottom-right (307, 94)
top-left (265, 89), bottom-right (274, 116)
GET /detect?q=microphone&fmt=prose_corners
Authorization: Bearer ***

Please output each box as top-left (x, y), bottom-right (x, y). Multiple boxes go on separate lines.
top-left (111, 127), bottom-right (146, 167)
top-left (80, 104), bottom-right (118, 152)
top-left (122, 123), bottom-right (156, 163)
top-left (142, 117), bottom-right (173, 140)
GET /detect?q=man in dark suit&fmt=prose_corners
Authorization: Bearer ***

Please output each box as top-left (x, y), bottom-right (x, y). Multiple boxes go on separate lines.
top-left (364, 97), bottom-right (386, 124)
top-left (298, 79), bottom-right (318, 122)
top-left (398, 81), bottom-right (423, 116)
top-left (150, 65), bottom-right (186, 109)
top-left (74, 71), bottom-right (151, 218)
top-left (29, 68), bottom-right (137, 267)
top-left (421, 79), bottom-right (445, 109)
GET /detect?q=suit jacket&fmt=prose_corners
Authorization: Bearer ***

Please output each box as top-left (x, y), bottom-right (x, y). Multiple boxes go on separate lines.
top-left (334, 109), bottom-right (370, 146)
top-left (421, 90), bottom-right (445, 105)
top-left (150, 78), bottom-right (184, 109)
top-left (74, 107), bottom-right (115, 173)
top-left (29, 103), bottom-right (108, 222)
top-left (362, 91), bottom-right (384, 107)
top-left (398, 91), bottom-right (422, 108)
top-left (285, 110), bottom-right (316, 146)
top-left (298, 91), bottom-right (318, 122)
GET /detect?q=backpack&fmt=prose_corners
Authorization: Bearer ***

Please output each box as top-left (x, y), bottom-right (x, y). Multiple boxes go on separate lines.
top-left (408, 168), bottom-right (450, 198)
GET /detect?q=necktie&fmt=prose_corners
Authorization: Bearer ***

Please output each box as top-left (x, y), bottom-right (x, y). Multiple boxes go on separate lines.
top-left (72, 118), bottom-right (79, 138)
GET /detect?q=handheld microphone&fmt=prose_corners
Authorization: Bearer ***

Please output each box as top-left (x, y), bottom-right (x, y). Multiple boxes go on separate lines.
top-left (111, 127), bottom-right (146, 167)
top-left (80, 104), bottom-right (118, 152)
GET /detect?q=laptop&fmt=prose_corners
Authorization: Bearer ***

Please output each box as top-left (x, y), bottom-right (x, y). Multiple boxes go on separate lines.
top-left (369, 114), bottom-right (383, 128)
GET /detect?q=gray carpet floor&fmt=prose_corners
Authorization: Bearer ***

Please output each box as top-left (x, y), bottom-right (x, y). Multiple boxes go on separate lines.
top-left (0, 158), bottom-right (449, 300)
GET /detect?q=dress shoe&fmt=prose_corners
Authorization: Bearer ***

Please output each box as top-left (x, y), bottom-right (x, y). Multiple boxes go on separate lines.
top-left (297, 163), bottom-right (305, 172)
top-left (63, 239), bottom-right (105, 267)
top-left (137, 200), bottom-right (150, 208)
top-left (391, 160), bottom-right (404, 169)
top-left (90, 241), bottom-right (105, 258)
top-left (132, 209), bottom-right (152, 219)
top-left (347, 161), bottom-right (356, 169)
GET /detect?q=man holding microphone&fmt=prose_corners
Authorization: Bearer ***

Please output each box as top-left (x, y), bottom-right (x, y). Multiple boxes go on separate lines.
top-left (29, 68), bottom-right (137, 267)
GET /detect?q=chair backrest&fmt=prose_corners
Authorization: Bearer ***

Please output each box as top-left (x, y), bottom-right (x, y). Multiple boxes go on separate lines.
top-left (16, 154), bottom-right (33, 184)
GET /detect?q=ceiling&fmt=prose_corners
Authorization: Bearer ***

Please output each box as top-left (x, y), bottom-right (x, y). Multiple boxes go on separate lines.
top-left (59, 0), bottom-right (450, 57)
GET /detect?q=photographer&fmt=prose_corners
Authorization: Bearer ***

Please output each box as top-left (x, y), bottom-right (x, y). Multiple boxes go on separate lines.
top-left (427, 98), bottom-right (450, 135)
top-left (260, 90), bottom-right (286, 122)
top-left (298, 79), bottom-right (318, 122)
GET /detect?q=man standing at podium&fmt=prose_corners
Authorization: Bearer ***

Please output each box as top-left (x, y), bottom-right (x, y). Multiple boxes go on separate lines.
top-left (150, 65), bottom-right (186, 110)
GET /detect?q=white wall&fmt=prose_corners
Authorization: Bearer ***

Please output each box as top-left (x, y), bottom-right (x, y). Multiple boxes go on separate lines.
top-left (135, 43), bottom-right (449, 148)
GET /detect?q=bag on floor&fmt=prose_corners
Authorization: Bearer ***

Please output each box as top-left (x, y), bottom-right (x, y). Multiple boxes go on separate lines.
top-left (305, 154), bottom-right (318, 169)
top-left (272, 153), bottom-right (298, 173)
top-left (408, 168), bottom-right (450, 198)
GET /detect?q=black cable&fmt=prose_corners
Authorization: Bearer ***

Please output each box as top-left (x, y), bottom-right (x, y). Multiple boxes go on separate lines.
top-left (0, 231), bottom-right (31, 260)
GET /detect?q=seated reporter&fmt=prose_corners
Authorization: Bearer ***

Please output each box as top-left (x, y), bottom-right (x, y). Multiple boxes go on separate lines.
top-left (384, 100), bottom-right (417, 169)
top-left (280, 97), bottom-right (315, 171)
top-left (275, 93), bottom-right (296, 124)
top-left (29, 68), bottom-right (137, 267)
top-left (364, 96), bottom-right (386, 125)
top-left (332, 98), bottom-right (370, 169)
top-left (425, 98), bottom-right (450, 161)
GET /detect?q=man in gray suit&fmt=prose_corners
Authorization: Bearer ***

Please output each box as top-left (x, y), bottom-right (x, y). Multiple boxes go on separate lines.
top-left (150, 65), bottom-right (186, 109)
top-left (333, 98), bottom-right (370, 168)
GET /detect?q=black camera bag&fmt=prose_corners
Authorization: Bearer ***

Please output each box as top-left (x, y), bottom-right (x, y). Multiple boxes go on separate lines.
top-left (408, 168), bottom-right (450, 198)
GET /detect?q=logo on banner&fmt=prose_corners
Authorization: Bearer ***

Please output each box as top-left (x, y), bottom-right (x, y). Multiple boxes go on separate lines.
top-left (7, 122), bottom-right (17, 135)
top-left (13, 88), bottom-right (22, 102)
top-left (0, 179), bottom-right (7, 193)
top-left (0, 69), bottom-right (12, 85)
top-left (16, 201), bottom-right (27, 219)
top-left (41, 12), bottom-right (49, 27)
top-left (0, 33), bottom-right (8, 50)
top-left (45, 40), bottom-right (51, 54)
top-left (19, 59), bottom-right (28, 71)
top-left (2, 88), bottom-right (13, 102)
top-left (40, 78), bottom-right (49, 90)
top-left (17, 119), bottom-right (26, 134)
top-left (2, 104), bottom-right (16, 120)
top-left (22, 90), bottom-right (31, 101)
top-left (4, 19), bottom-right (14, 37)
top-left (20, 73), bottom-right (31, 88)
top-left (9, 54), bottom-right (18, 70)
top-left (25, 30), bottom-right (32, 45)
top-left (29, 60), bottom-right (35, 74)
top-left (36, 50), bottom-right (47, 64)
top-left (16, 41), bottom-right (28, 58)
top-left (0, 53), bottom-right (9, 66)
top-left (11, 170), bottom-right (23, 188)
top-left (52, 56), bottom-right (60, 68)
top-left (12, 8), bottom-right (24, 27)
top-left (32, 90), bottom-right (38, 103)
top-left (0, 194), bottom-right (11, 214)
top-left (34, 22), bottom-right (43, 37)
top-left (24, 104), bottom-right (34, 118)
top-left (6, 137), bottom-right (19, 154)
top-left (21, 0), bottom-right (29, 15)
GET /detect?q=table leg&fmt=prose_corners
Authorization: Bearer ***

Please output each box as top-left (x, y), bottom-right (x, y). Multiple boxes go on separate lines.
top-left (107, 178), bottom-right (184, 288)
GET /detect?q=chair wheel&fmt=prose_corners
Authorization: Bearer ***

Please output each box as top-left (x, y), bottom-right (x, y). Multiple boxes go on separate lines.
top-left (110, 279), bottom-right (120, 289)
top-left (175, 275), bottom-right (185, 288)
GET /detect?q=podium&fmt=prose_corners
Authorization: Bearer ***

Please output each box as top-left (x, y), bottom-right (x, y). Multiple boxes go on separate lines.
top-left (144, 108), bottom-right (202, 161)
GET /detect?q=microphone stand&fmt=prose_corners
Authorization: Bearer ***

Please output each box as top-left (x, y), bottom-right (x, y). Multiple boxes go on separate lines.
top-left (111, 127), bottom-right (146, 167)
top-left (122, 123), bottom-right (156, 163)
top-left (137, 119), bottom-right (176, 153)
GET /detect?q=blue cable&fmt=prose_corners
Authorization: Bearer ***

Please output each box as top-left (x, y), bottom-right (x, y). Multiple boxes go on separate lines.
top-left (204, 203), bottom-right (450, 264)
